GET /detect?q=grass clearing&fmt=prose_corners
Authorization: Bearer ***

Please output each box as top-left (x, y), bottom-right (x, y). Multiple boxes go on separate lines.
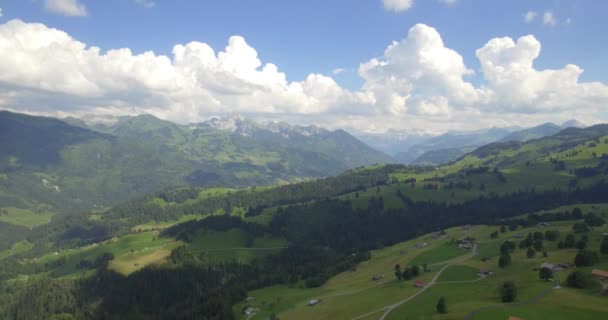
top-left (187, 228), bottom-right (288, 262)
top-left (438, 265), bottom-right (480, 282)
top-left (410, 243), bottom-right (469, 266)
top-left (131, 214), bottom-right (200, 231)
top-left (38, 231), bottom-right (181, 277)
top-left (0, 240), bottom-right (33, 259)
top-left (0, 207), bottom-right (54, 228)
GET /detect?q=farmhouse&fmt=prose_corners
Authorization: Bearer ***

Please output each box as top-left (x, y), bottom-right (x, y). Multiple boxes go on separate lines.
top-left (591, 269), bottom-right (608, 281)
top-left (537, 222), bottom-right (550, 227)
top-left (414, 280), bottom-right (425, 288)
top-left (308, 298), bottom-right (322, 306)
top-left (372, 275), bottom-right (383, 281)
top-left (540, 263), bottom-right (555, 271)
top-left (245, 297), bottom-right (255, 302)
top-left (512, 233), bottom-right (525, 239)
top-left (415, 242), bottom-right (428, 249)
top-left (478, 269), bottom-right (492, 277)
top-left (541, 262), bottom-right (569, 272)
top-left (243, 307), bottom-right (255, 316)
top-left (459, 238), bottom-right (476, 250)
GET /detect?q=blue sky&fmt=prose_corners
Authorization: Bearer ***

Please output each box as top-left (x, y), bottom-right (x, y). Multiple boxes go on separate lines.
top-left (0, 0), bottom-right (607, 132)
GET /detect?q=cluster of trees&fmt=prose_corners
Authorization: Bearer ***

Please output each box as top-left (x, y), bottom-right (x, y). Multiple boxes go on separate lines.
top-left (518, 232), bottom-right (547, 258)
top-left (394, 264), bottom-right (424, 280)
top-left (566, 270), bottom-right (594, 289)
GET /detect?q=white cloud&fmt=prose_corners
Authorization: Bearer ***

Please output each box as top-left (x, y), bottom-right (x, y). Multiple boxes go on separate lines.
top-left (45, 0), bottom-right (88, 17)
top-left (359, 24), bottom-right (483, 116)
top-left (0, 19), bottom-right (369, 124)
top-left (524, 11), bottom-right (537, 23)
top-left (564, 18), bottom-right (572, 25)
top-left (543, 11), bottom-right (557, 26)
top-left (476, 35), bottom-right (608, 114)
top-left (0, 19), bottom-right (606, 132)
top-left (332, 68), bottom-right (345, 75)
top-left (135, 0), bottom-right (156, 8)
top-left (383, 0), bottom-right (413, 12)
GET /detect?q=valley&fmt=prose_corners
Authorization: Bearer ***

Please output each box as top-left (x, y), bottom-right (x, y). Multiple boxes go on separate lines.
top-left (1, 115), bottom-right (608, 319)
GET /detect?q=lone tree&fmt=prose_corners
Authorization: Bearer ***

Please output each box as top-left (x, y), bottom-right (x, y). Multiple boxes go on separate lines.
top-left (395, 264), bottom-right (402, 280)
top-left (436, 296), bottom-right (447, 314)
top-left (526, 247), bottom-right (535, 258)
top-left (500, 241), bottom-right (516, 255)
top-left (500, 281), bottom-right (517, 303)
top-left (498, 253), bottom-right (511, 268)
top-left (539, 267), bottom-right (553, 281)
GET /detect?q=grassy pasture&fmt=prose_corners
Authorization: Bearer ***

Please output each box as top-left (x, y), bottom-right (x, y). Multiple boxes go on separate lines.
top-left (0, 207), bottom-right (54, 228)
top-left (238, 220), bottom-right (608, 320)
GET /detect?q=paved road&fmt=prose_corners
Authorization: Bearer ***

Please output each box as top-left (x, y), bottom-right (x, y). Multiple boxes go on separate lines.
top-left (351, 245), bottom-right (478, 320)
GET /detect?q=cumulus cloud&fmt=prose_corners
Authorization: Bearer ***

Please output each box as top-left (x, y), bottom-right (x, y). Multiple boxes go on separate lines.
top-left (476, 35), bottom-right (608, 114)
top-left (45, 0), bottom-right (88, 17)
top-left (524, 11), bottom-right (537, 23)
top-left (0, 19), bottom-right (370, 124)
top-left (135, 0), bottom-right (155, 8)
top-left (543, 11), bottom-right (557, 26)
top-left (359, 24), bottom-right (483, 116)
top-left (383, 0), bottom-right (413, 12)
top-left (0, 19), bottom-right (606, 132)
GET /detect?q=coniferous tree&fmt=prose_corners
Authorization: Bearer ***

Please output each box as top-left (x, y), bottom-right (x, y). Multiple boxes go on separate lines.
top-left (436, 296), bottom-right (447, 314)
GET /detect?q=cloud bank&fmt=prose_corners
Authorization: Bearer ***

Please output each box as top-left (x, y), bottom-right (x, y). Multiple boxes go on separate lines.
top-left (0, 19), bottom-right (606, 131)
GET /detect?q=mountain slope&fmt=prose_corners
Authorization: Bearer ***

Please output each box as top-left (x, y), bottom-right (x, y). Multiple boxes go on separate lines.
top-left (500, 122), bottom-right (563, 142)
top-left (0, 111), bottom-right (392, 230)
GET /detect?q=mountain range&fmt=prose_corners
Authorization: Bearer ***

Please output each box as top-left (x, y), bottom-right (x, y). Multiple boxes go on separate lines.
top-left (0, 111), bottom-right (391, 219)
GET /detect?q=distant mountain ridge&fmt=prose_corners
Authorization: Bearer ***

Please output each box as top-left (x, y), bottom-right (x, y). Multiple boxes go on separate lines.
top-left (380, 120), bottom-right (586, 166)
top-left (500, 120), bottom-right (586, 143)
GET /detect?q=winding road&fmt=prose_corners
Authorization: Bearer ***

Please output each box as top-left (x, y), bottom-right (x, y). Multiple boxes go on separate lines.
top-left (351, 245), bottom-right (478, 320)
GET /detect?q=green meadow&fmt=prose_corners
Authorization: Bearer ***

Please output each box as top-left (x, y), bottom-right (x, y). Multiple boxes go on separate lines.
top-left (236, 213), bottom-right (608, 320)
top-left (0, 207), bottom-right (54, 228)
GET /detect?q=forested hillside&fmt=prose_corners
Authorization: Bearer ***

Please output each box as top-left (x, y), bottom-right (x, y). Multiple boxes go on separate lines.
top-left (1, 122), bottom-right (608, 319)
